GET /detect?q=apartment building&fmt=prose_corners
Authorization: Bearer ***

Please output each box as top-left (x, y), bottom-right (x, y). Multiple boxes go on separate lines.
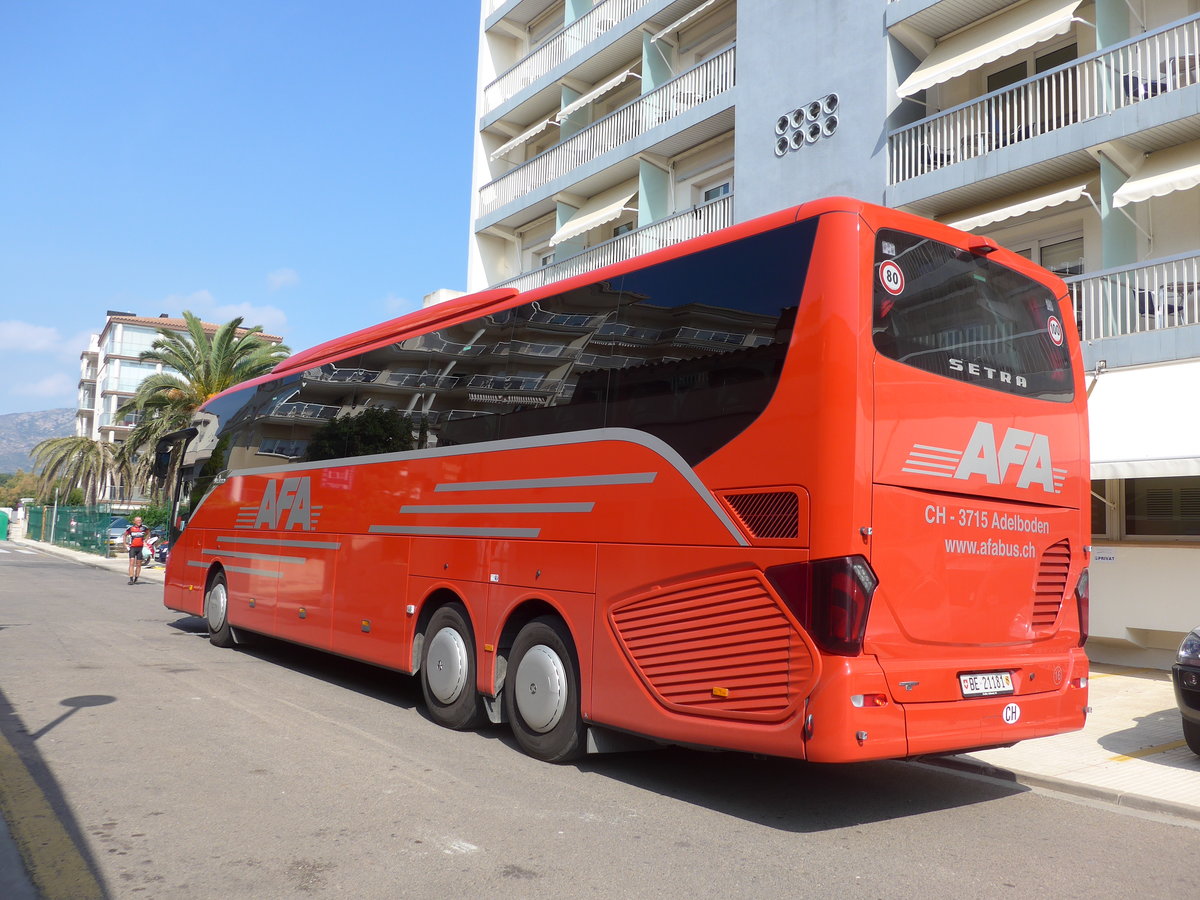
top-left (469, 0), bottom-right (1200, 665)
top-left (77, 311), bottom-right (283, 504)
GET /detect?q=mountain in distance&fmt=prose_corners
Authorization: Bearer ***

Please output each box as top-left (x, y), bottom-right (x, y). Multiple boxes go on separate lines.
top-left (0, 408), bottom-right (75, 474)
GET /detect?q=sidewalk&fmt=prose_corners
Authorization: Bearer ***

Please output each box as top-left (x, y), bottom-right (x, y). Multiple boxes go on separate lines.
top-left (930, 662), bottom-right (1200, 821)
top-left (7, 535), bottom-right (165, 583)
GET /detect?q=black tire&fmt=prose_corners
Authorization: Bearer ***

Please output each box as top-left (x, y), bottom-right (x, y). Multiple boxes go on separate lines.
top-left (204, 571), bottom-right (236, 648)
top-left (1184, 717), bottom-right (1200, 756)
top-left (421, 605), bottom-right (487, 730)
top-left (504, 616), bottom-right (585, 763)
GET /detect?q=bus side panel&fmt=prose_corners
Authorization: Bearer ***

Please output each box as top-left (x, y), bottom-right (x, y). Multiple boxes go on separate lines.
top-left (695, 210), bottom-right (873, 563)
top-left (482, 584), bottom-right (596, 705)
top-left (329, 534), bottom-right (413, 670)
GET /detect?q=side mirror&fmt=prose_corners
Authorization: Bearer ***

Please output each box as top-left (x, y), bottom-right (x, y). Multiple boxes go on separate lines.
top-left (153, 449), bottom-right (172, 479)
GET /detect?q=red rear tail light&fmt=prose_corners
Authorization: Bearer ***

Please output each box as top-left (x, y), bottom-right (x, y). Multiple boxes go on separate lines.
top-left (766, 555), bottom-right (878, 656)
top-left (1074, 567), bottom-right (1089, 647)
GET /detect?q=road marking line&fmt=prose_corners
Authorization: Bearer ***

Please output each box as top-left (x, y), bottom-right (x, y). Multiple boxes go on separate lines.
top-left (0, 727), bottom-right (104, 898)
top-left (1109, 739), bottom-right (1188, 761)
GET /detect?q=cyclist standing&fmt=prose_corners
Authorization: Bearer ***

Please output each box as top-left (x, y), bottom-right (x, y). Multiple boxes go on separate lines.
top-left (123, 516), bottom-right (150, 585)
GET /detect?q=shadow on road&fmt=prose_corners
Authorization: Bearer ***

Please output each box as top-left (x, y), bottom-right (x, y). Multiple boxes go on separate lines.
top-left (0, 685), bottom-right (110, 898)
top-left (166, 620), bottom-right (1028, 832)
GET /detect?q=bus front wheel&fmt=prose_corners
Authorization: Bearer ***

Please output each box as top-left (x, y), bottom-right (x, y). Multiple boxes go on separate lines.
top-left (204, 572), bottom-right (236, 648)
top-left (504, 617), bottom-right (585, 763)
top-left (421, 605), bottom-right (486, 730)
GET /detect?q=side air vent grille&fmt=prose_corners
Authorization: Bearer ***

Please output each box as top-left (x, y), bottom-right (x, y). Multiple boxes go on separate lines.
top-left (721, 490), bottom-right (800, 539)
top-left (610, 571), bottom-right (813, 722)
top-left (1032, 539), bottom-right (1071, 628)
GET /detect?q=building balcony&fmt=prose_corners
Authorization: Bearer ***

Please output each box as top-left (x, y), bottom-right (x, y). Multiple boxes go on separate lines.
top-left (480, 47), bottom-right (735, 219)
top-left (888, 14), bottom-right (1200, 188)
top-left (495, 193), bottom-right (732, 290)
top-left (483, 0), bottom-right (653, 114)
top-left (1069, 251), bottom-right (1200, 344)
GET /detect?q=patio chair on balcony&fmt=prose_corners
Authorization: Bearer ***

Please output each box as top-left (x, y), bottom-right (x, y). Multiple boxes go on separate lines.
top-left (1122, 73), bottom-right (1166, 101)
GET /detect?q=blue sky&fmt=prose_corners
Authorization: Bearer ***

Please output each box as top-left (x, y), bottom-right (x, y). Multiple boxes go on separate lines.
top-left (0, 2), bottom-right (481, 416)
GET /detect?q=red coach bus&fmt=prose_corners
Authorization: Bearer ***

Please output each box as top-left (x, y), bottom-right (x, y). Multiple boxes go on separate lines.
top-left (158, 197), bottom-right (1090, 764)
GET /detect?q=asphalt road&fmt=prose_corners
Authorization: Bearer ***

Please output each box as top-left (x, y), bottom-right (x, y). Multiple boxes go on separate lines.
top-left (2, 547), bottom-right (1198, 899)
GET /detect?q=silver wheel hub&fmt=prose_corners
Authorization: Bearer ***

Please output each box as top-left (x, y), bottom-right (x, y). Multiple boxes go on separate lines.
top-left (514, 644), bottom-right (567, 733)
top-left (206, 583), bottom-right (227, 631)
top-left (426, 626), bottom-right (469, 704)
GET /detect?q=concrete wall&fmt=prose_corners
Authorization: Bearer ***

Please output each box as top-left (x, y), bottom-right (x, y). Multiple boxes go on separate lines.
top-left (1088, 543), bottom-right (1197, 667)
top-left (733, 1), bottom-right (893, 221)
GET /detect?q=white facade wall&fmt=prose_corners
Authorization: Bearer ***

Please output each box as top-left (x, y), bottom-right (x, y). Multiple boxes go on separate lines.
top-left (470, 0), bottom-right (1200, 667)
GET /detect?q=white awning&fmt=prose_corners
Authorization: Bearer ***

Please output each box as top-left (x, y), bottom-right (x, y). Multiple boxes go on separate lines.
top-left (943, 177), bottom-right (1092, 232)
top-left (549, 183), bottom-right (638, 246)
top-left (556, 70), bottom-right (639, 122)
top-left (489, 118), bottom-right (557, 161)
top-left (1088, 359), bottom-right (1200, 479)
top-left (896, 0), bottom-right (1083, 98)
top-left (1113, 139), bottom-right (1200, 208)
top-left (651, 0), bottom-right (720, 43)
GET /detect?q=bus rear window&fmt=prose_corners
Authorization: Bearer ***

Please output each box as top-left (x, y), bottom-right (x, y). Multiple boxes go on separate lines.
top-left (872, 229), bottom-right (1073, 402)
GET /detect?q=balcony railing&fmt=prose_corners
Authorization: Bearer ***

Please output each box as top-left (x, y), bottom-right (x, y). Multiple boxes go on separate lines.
top-left (483, 0), bottom-right (650, 113)
top-left (480, 47), bottom-right (735, 216)
top-left (889, 14), bottom-right (1200, 184)
top-left (273, 402), bottom-right (340, 420)
top-left (1067, 252), bottom-right (1200, 341)
top-left (496, 194), bottom-right (733, 290)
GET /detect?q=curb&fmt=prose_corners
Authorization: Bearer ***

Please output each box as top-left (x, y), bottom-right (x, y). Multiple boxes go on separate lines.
top-left (916, 754), bottom-right (1200, 823)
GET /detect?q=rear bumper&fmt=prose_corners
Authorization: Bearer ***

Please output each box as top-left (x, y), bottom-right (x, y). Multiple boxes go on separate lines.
top-left (803, 651), bottom-right (1089, 762)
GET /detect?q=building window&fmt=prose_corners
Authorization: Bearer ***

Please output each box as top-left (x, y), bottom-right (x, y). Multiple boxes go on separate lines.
top-left (613, 222), bottom-right (634, 238)
top-left (703, 182), bottom-right (731, 202)
top-left (985, 43), bottom-right (1077, 93)
top-left (1125, 477), bottom-right (1200, 537)
top-left (1091, 480), bottom-right (1113, 536)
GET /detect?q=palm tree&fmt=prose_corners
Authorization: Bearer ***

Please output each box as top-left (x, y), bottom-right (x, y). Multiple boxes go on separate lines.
top-left (31, 436), bottom-right (131, 505)
top-left (117, 311), bottom-right (290, 496)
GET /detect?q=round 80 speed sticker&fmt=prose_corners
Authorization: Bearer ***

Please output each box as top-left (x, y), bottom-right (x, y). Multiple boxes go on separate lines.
top-left (1047, 315), bottom-right (1064, 346)
top-left (879, 260), bottom-right (905, 295)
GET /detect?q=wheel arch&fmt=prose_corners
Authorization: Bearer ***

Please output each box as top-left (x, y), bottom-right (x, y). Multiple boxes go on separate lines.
top-left (494, 598), bottom-right (577, 697)
top-left (411, 586), bottom-right (473, 675)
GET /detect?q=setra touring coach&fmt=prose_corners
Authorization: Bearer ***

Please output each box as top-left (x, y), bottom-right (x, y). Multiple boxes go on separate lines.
top-left (157, 197), bottom-right (1090, 763)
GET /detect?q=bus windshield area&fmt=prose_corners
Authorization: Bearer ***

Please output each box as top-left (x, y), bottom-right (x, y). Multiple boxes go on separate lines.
top-left (872, 229), bottom-right (1074, 402)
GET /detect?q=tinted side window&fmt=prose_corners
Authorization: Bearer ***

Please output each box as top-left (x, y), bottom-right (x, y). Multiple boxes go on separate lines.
top-left (195, 219), bottom-right (817, 471)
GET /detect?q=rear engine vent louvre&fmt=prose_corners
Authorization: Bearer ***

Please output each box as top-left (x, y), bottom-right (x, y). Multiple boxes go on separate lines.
top-left (1032, 540), bottom-right (1071, 629)
top-left (721, 490), bottom-right (800, 539)
top-left (609, 571), bottom-right (814, 722)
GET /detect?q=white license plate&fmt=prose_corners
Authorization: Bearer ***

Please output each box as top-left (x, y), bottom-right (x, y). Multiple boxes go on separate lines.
top-left (959, 671), bottom-right (1014, 697)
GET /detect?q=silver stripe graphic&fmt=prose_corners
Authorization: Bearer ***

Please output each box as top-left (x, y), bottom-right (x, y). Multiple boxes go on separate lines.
top-left (901, 467), bottom-right (953, 478)
top-left (187, 560), bottom-right (283, 578)
top-left (202, 549), bottom-right (308, 564)
top-left (217, 536), bottom-right (342, 549)
top-left (219, 428), bottom-right (748, 546)
top-left (397, 502), bottom-right (593, 515)
top-left (904, 459), bottom-right (957, 470)
top-left (435, 472), bottom-right (657, 492)
top-left (369, 525), bottom-right (540, 538)
top-left (911, 443), bottom-right (962, 455)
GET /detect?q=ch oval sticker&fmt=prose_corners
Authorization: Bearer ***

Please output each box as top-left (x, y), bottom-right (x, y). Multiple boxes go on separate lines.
top-left (879, 260), bottom-right (905, 295)
top-left (1002, 702), bottom-right (1022, 725)
top-left (1047, 315), bottom-right (1064, 346)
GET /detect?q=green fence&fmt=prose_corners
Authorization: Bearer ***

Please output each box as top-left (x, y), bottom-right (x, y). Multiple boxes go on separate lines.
top-left (25, 505), bottom-right (117, 556)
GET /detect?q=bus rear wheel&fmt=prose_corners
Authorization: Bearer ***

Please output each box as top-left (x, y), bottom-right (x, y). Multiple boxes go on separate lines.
top-left (504, 617), bottom-right (585, 763)
top-left (421, 605), bottom-right (486, 730)
top-left (204, 571), bottom-right (236, 648)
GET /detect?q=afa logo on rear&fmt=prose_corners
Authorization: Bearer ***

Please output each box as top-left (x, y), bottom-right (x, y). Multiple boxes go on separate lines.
top-left (902, 421), bottom-right (1067, 494)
